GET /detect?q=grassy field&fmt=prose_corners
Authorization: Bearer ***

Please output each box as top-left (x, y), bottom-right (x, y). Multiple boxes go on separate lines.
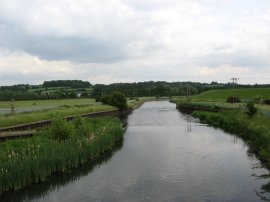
top-left (192, 88), bottom-right (270, 102)
top-left (172, 88), bottom-right (270, 116)
top-left (0, 98), bottom-right (97, 109)
top-left (0, 105), bottom-right (115, 128)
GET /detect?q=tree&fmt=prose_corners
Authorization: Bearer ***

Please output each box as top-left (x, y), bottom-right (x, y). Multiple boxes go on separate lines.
top-left (109, 91), bottom-right (128, 110)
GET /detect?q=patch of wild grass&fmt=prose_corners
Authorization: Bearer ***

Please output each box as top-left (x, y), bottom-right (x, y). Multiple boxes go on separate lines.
top-left (0, 117), bottom-right (123, 193)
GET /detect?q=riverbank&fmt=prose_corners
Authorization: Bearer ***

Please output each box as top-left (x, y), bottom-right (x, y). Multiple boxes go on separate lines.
top-left (193, 110), bottom-right (270, 169)
top-left (0, 97), bottom-right (166, 132)
top-left (171, 91), bottom-right (270, 170)
top-left (0, 117), bottom-right (124, 193)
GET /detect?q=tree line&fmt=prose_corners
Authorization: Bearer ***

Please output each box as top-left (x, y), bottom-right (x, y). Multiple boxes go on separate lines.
top-left (1, 80), bottom-right (270, 101)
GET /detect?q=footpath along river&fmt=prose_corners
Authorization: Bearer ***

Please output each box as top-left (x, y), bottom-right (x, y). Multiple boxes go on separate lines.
top-left (1, 101), bottom-right (270, 201)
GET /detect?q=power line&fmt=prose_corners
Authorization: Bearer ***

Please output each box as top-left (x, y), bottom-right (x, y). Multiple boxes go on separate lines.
top-left (230, 78), bottom-right (239, 104)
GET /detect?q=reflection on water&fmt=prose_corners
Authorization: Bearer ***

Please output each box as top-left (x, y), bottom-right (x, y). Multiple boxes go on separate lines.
top-left (1, 101), bottom-right (270, 202)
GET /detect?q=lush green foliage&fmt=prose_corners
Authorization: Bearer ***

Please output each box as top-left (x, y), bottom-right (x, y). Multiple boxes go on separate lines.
top-left (246, 101), bottom-right (257, 117)
top-left (49, 117), bottom-right (75, 141)
top-left (101, 92), bottom-right (128, 110)
top-left (108, 92), bottom-right (128, 110)
top-left (0, 117), bottom-right (123, 193)
top-left (193, 110), bottom-right (270, 168)
top-left (43, 80), bottom-right (91, 88)
top-left (93, 81), bottom-right (204, 98)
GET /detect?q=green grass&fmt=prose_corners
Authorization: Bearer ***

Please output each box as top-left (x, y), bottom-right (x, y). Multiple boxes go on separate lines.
top-left (0, 117), bottom-right (124, 193)
top-left (193, 110), bottom-right (270, 169)
top-left (0, 97), bottom-right (157, 128)
top-left (193, 88), bottom-right (270, 102)
top-left (0, 105), bottom-right (115, 128)
top-left (171, 88), bottom-right (270, 117)
top-left (0, 98), bottom-right (97, 109)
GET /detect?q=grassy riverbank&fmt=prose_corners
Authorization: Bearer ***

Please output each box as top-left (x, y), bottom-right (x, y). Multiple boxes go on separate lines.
top-left (171, 88), bottom-right (270, 169)
top-left (193, 110), bottom-right (270, 168)
top-left (172, 88), bottom-right (270, 116)
top-left (0, 97), bottom-right (157, 128)
top-left (0, 105), bottom-right (115, 128)
top-left (0, 117), bottom-right (124, 193)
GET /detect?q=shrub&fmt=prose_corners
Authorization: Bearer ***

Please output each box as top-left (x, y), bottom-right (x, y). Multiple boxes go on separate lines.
top-left (226, 96), bottom-right (241, 103)
top-left (211, 105), bottom-right (220, 112)
top-left (101, 95), bottom-right (111, 105)
top-left (100, 92), bottom-right (127, 110)
top-left (109, 91), bottom-right (128, 110)
top-left (246, 101), bottom-right (257, 117)
top-left (50, 117), bottom-right (75, 141)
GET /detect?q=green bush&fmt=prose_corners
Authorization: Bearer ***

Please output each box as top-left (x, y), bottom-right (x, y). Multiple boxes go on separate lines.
top-left (109, 92), bottom-right (127, 110)
top-left (50, 117), bottom-right (75, 141)
top-left (101, 95), bottom-right (111, 105)
top-left (100, 92), bottom-right (127, 110)
top-left (246, 101), bottom-right (257, 117)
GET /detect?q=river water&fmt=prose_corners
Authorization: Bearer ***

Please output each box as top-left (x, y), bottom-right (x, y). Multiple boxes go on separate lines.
top-left (2, 101), bottom-right (270, 201)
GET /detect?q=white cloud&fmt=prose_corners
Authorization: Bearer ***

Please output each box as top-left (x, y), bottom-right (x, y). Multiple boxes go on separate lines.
top-left (0, 0), bottom-right (269, 85)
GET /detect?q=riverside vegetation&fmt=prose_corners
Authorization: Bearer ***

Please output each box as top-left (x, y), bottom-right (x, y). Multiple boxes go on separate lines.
top-left (192, 110), bottom-right (270, 169)
top-left (0, 117), bottom-right (124, 193)
top-left (173, 88), bottom-right (270, 169)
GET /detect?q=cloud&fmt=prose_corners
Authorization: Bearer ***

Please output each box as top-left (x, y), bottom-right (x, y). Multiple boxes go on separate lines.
top-left (0, 0), bottom-right (270, 84)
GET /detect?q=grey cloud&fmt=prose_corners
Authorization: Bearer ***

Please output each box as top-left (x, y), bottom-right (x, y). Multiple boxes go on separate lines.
top-left (194, 51), bottom-right (270, 68)
top-left (0, 19), bottom-right (127, 63)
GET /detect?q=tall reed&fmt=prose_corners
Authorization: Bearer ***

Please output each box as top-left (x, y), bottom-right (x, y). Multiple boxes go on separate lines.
top-left (0, 117), bottom-right (124, 193)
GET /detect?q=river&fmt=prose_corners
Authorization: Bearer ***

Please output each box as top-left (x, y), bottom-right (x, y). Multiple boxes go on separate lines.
top-left (1, 101), bottom-right (270, 201)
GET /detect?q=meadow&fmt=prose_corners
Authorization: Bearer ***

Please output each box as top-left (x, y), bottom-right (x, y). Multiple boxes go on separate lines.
top-left (192, 88), bottom-right (270, 102)
top-left (0, 105), bottom-right (115, 128)
top-left (172, 88), bottom-right (270, 116)
top-left (0, 98), bottom-right (97, 109)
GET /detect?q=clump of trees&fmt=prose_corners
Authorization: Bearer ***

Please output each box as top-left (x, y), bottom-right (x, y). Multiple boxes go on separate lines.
top-left (101, 91), bottom-right (128, 110)
top-left (43, 80), bottom-right (91, 88)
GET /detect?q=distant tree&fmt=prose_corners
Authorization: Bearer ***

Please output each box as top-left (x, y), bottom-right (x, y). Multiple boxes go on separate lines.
top-left (43, 80), bottom-right (91, 88)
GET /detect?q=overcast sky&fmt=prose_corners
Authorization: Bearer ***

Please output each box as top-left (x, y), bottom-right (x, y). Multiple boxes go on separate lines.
top-left (0, 0), bottom-right (270, 85)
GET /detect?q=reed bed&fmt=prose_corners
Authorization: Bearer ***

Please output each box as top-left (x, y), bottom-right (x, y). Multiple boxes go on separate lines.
top-left (0, 117), bottom-right (123, 193)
